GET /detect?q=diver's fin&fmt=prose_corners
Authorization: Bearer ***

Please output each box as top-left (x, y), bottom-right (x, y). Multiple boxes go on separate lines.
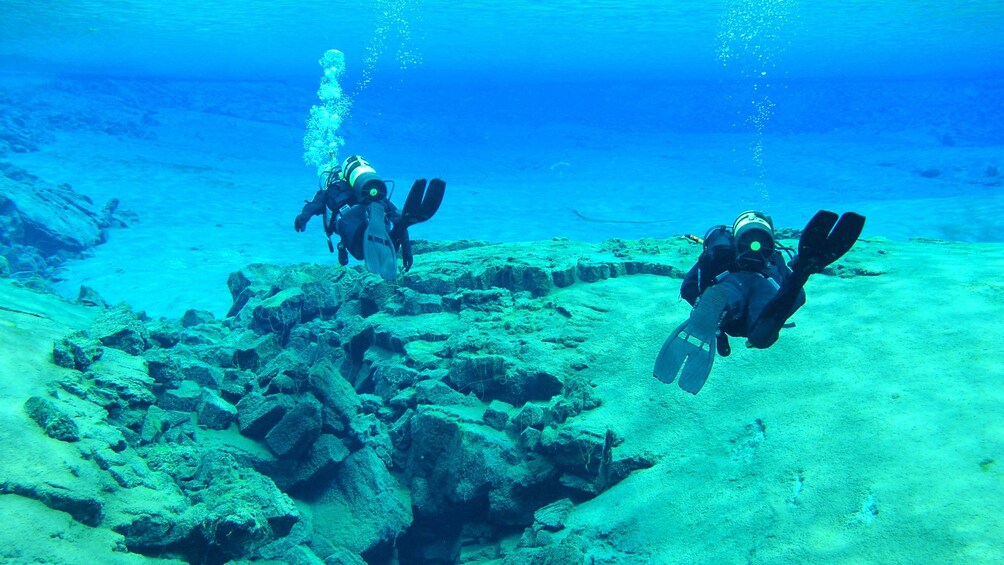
top-left (400, 178), bottom-right (445, 227)
top-left (797, 210), bottom-right (838, 259)
top-left (748, 211), bottom-right (866, 347)
top-left (421, 178), bottom-right (446, 219)
top-left (364, 202), bottom-right (397, 281)
top-left (817, 212), bottom-right (866, 269)
top-left (653, 285), bottom-right (729, 395)
top-left (794, 211), bottom-right (865, 275)
top-left (402, 179), bottom-right (426, 219)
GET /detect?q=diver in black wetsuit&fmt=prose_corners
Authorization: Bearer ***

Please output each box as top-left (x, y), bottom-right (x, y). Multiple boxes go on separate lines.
top-left (294, 155), bottom-right (445, 281)
top-left (654, 210), bottom-right (866, 394)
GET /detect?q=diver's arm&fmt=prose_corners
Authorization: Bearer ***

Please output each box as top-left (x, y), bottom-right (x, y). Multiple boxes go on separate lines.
top-left (294, 190), bottom-right (327, 231)
top-left (680, 263), bottom-right (702, 306)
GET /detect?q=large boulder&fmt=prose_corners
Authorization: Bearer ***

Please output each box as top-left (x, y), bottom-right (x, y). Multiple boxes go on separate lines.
top-left (311, 446), bottom-right (412, 556)
top-left (0, 163), bottom-right (105, 256)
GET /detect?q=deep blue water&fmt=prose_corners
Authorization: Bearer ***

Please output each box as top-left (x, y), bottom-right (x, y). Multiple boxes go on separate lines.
top-left (2, 0), bottom-right (1004, 249)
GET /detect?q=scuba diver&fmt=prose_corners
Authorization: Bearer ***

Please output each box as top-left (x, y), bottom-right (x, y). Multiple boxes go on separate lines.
top-left (294, 155), bottom-right (445, 281)
top-left (654, 210), bottom-right (866, 394)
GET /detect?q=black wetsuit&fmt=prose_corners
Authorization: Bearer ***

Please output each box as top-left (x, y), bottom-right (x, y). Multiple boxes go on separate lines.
top-left (680, 227), bottom-right (806, 349)
top-left (296, 179), bottom-right (410, 263)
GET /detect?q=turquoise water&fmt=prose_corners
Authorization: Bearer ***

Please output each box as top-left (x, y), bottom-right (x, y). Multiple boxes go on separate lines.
top-left (3, 3), bottom-right (1004, 563)
top-left (2, 0), bottom-right (1003, 311)
top-left (3, 0), bottom-right (1004, 79)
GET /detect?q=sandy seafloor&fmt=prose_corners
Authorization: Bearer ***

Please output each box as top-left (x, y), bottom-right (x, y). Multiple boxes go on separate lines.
top-left (2, 75), bottom-right (1004, 562)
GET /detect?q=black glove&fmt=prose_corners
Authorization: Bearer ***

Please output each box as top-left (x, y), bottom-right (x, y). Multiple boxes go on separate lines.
top-left (337, 243), bottom-right (349, 266)
top-left (401, 237), bottom-right (413, 272)
top-left (294, 214), bottom-right (309, 232)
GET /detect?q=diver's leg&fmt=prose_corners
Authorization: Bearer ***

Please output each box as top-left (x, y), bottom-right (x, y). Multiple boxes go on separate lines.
top-left (746, 277), bottom-right (806, 349)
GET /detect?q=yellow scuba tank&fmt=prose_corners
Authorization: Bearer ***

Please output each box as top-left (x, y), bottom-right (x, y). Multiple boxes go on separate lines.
top-left (340, 155), bottom-right (387, 202)
top-left (732, 210), bottom-right (775, 271)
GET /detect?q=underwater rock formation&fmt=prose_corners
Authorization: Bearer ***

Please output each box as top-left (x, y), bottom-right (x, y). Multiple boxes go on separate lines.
top-left (11, 237), bottom-right (704, 563)
top-left (0, 162), bottom-right (131, 282)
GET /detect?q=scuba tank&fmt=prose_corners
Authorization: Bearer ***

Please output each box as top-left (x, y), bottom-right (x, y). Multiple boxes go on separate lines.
top-left (731, 210), bottom-right (775, 272)
top-left (340, 155), bottom-right (387, 202)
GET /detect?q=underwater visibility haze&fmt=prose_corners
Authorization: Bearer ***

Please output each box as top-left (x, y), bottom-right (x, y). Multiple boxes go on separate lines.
top-left (1, 1), bottom-right (1003, 564)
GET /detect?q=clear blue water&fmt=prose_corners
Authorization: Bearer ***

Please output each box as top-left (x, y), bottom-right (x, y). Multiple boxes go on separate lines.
top-left (2, 0), bottom-right (1004, 312)
top-left (4, 0), bottom-right (1004, 80)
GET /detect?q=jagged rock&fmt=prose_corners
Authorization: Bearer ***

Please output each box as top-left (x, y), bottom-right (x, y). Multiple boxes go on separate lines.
top-left (372, 363), bottom-right (421, 401)
top-left (236, 392), bottom-right (294, 439)
top-left (220, 368), bottom-right (254, 403)
top-left (52, 331), bottom-right (103, 371)
top-left (0, 479), bottom-right (103, 526)
top-left (232, 332), bottom-right (280, 371)
top-left (505, 540), bottom-right (588, 564)
top-left (308, 358), bottom-right (361, 426)
top-left (143, 349), bottom-right (182, 388)
top-left (538, 423), bottom-right (623, 497)
top-left (446, 355), bottom-right (507, 396)
top-left (90, 305), bottom-right (149, 355)
top-left (521, 427), bottom-right (542, 451)
top-left (348, 413), bottom-right (394, 466)
top-left (159, 380), bottom-right (202, 412)
top-left (315, 546), bottom-right (366, 565)
top-left (197, 389), bottom-right (237, 430)
top-left (178, 358), bottom-right (223, 389)
top-left (178, 322), bottom-right (229, 346)
top-left (76, 285), bottom-right (108, 308)
top-left (389, 408), bottom-right (414, 464)
top-left (533, 498), bottom-right (573, 532)
top-left (414, 379), bottom-right (479, 407)
top-left (23, 396), bottom-right (79, 441)
top-left (547, 376), bottom-right (602, 425)
top-left (111, 503), bottom-right (199, 558)
top-left (0, 163), bottom-right (105, 257)
top-left (180, 308), bottom-right (215, 327)
top-left (89, 347), bottom-right (156, 407)
top-left (407, 406), bottom-right (555, 525)
top-left (259, 348), bottom-right (309, 389)
top-left (387, 287), bottom-right (444, 315)
top-left (299, 277), bottom-right (344, 321)
top-left (511, 403), bottom-right (548, 433)
top-left (85, 444), bottom-right (149, 488)
top-left (264, 394), bottom-right (322, 458)
top-left (281, 544), bottom-right (326, 565)
top-left (447, 355), bottom-right (563, 405)
top-left (252, 287), bottom-right (305, 337)
top-left (443, 288), bottom-right (514, 312)
top-left (139, 406), bottom-right (194, 445)
top-left (457, 263), bottom-right (553, 298)
top-left (147, 319), bottom-right (182, 348)
top-left (284, 434), bottom-right (350, 493)
top-left (312, 446), bottom-right (412, 555)
top-left (483, 400), bottom-right (514, 431)
top-left (185, 452), bottom-right (299, 562)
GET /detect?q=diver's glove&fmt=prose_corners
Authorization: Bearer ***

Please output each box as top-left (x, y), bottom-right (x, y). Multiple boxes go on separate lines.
top-left (337, 242), bottom-right (349, 266)
top-left (294, 213), bottom-right (309, 232)
top-left (400, 237), bottom-right (413, 272)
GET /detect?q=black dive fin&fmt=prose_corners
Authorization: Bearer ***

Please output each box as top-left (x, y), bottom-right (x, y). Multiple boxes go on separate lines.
top-left (653, 286), bottom-right (729, 395)
top-left (402, 179), bottom-right (426, 219)
top-left (818, 212), bottom-right (866, 268)
top-left (797, 210), bottom-right (839, 263)
top-left (401, 178), bottom-right (446, 227)
top-left (794, 211), bottom-right (866, 275)
top-left (421, 178), bottom-right (445, 220)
